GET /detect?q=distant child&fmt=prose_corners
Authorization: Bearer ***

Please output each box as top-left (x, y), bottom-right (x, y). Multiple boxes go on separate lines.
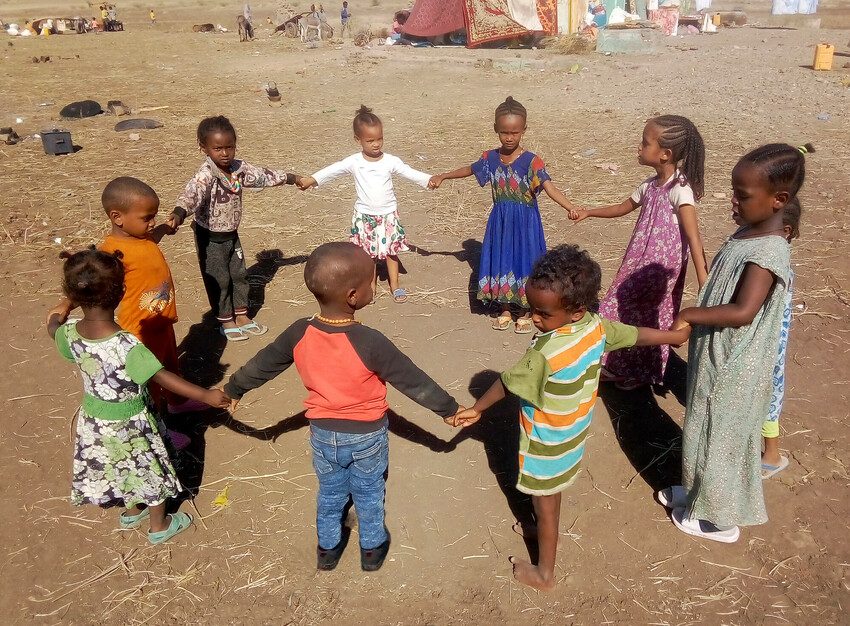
top-left (340, 1), bottom-right (351, 37)
top-left (168, 116), bottom-right (301, 341)
top-left (658, 143), bottom-right (809, 543)
top-left (47, 178), bottom-right (200, 445)
top-left (223, 242), bottom-right (462, 572)
top-left (430, 96), bottom-right (578, 334)
top-left (298, 106), bottom-right (432, 304)
top-left (149, 8), bottom-right (156, 25)
top-left (569, 115), bottom-right (707, 390)
top-left (452, 244), bottom-right (689, 590)
top-left (47, 248), bottom-right (229, 544)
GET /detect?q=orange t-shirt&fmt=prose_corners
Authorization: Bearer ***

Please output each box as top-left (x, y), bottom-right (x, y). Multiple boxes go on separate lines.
top-left (100, 235), bottom-right (178, 337)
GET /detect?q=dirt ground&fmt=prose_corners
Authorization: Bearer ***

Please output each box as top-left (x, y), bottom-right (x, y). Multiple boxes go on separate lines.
top-left (1, 0), bottom-right (849, 623)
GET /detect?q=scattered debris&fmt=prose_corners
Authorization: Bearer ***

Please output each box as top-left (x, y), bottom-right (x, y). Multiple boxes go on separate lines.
top-left (0, 127), bottom-right (21, 145)
top-left (60, 100), bottom-right (103, 119)
top-left (128, 133), bottom-right (141, 141)
top-left (40, 129), bottom-right (74, 155)
top-left (107, 100), bottom-right (130, 116)
top-left (114, 119), bottom-right (163, 131)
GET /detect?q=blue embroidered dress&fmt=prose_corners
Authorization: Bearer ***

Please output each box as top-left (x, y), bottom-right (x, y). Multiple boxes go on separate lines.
top-left (471, 150), bottom-right (550, 308)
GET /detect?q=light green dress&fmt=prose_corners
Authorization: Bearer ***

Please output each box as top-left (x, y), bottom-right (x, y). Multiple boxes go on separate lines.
top-left (683, 233), bottom-right (791, 527)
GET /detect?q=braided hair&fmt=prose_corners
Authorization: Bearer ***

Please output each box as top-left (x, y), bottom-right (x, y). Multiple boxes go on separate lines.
top-left (495, 96), bottom-right (527, 122)
top-left (197, 115), bottom-right (237, 145)
top-left (649, 115), bottom-right (706, 200)
top-left (782, 196), bottom-right (802, 241)
top-left (353, 105), bottom-right (381, 136)
top-left (60, 246), bottom-right (125, 310)
top-left (738, 143), bottom-right (813, 199)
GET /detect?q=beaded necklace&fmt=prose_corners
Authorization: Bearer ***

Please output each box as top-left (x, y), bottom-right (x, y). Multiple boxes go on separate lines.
top-left (314, 314), bottom-right (359, 326)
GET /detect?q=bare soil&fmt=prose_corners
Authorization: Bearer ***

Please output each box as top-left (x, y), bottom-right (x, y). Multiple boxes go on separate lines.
top-left (1, 1), bottom-right (849, 623)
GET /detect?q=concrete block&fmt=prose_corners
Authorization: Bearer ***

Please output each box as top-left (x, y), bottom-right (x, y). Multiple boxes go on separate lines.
top-left (596, 28), bottom-right (658, 54)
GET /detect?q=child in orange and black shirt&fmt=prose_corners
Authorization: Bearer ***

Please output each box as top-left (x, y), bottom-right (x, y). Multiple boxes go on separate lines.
top-left (48, 177), bottom-right (202, 447)
top-left (224, 242), bottom-right (463, 572)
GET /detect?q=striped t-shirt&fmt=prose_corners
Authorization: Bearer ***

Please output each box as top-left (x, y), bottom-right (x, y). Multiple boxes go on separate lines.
top-left (501, 313), bottom-right (638, 496)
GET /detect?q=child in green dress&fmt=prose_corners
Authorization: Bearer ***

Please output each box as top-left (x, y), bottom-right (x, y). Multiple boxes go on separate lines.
top-left (48, 247), bottom-right (230, 544)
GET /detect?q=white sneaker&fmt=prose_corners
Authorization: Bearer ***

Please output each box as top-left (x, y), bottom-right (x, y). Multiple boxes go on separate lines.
top-left (671, 507), bottom-right (740, 543)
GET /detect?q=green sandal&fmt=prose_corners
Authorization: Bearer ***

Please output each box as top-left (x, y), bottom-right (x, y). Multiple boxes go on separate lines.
top-left (148, 512), bottom-right (193, 545)
top-left (119, 507), bottom-right (150, 529)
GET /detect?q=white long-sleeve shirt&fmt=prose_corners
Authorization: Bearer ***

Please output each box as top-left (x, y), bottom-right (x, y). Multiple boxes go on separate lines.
top-left (312, 152), bottom-right (431, 216)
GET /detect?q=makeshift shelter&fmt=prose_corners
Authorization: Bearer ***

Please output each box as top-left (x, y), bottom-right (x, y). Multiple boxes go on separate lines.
top-left (402, 0), bottom-right (587, 47)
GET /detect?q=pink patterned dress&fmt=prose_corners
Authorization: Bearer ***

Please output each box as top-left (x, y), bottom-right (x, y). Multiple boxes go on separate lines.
top-left (598, 174), bottom-right (692, 385)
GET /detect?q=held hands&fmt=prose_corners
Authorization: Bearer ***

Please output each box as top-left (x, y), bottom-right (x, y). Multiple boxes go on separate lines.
top-left (669, 316), bottom-right (692, 347)
top-left (444, 406), bottom-right (482, 428)
top-left (427, 175), bottom-right (443, 190)
top-left (568, 208), bottom-right (590, 222)
top-left (204, 388), bottom-right (232, 409)
top-left (296, 176), bottom-right (317, 191)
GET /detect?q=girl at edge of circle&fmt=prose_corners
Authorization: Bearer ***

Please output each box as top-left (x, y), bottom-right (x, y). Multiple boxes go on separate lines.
top-left (658, 143), bottom-right (811, 543)
top-left (169, 115), bottom-right (301, 342)
top-left (299, 105), bottom-right (434, 304)
top-left (570, 115), bottom-right (708, 390)
top-left (47, 247), bottom-right (230, 544)
top-left (430, 96), bottom-right (578, 334)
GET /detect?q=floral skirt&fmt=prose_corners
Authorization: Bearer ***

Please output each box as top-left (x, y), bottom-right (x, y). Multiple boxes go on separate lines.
top-left (349, 211), bottom-right (409, 260)
top-left (71, 408), bottom-right (183, 508)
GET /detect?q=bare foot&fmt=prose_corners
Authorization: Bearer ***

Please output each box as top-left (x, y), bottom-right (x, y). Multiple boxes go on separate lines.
top-left (511, 521), bottom-right (537, 539)
top-left (761, 452), bottom-right (782, 467)
top-left (234, 314), bottom-right (252, 327)
top-left (509, 556), bottom-right (555, 591)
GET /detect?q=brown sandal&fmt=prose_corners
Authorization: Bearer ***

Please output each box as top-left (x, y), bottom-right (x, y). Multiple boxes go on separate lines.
top-left (492, 313), bottom-right (512, 331)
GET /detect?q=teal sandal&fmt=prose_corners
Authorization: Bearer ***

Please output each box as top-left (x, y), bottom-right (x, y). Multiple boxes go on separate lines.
top-left (239, 321), bottom-right (268, 336)
top-left (119, 507), bottom-right (150, 529)
top-left (148, 512), bottom-right (193, 545)
top-left (220, 326), bottom-right (248, 342)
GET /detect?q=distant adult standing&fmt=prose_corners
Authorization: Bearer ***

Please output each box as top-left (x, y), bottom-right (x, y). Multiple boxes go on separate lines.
top-left (340, 1), bottom-right (351, 37)
top-left (242, 3), bottom-right (255, 38)
top-left (771, 0), bottom-right (817, 14)
top-left (149, 8), bottom-right (156, 25)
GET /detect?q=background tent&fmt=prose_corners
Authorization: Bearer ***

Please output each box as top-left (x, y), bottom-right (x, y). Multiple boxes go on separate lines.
top-left (402, 0), bottom-right (575, 47)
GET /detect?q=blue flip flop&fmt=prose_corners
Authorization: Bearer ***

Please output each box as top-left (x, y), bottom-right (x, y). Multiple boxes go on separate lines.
top-left (119, 507), bottom-right (150, 529)
top-left (392, 288), bottom-right (408, 304)
top-left (761, 455), bottom-right (789, 480)
top-left (148, 512), bottom-right (193, 545)
top-left (220, 326), bottom-right (248, 342)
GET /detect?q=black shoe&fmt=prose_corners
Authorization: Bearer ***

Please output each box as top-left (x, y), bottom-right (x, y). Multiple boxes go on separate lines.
top-left (317, 538), bottom-right (347, 571)
top-left (360, 538), bottom-right (390, 572)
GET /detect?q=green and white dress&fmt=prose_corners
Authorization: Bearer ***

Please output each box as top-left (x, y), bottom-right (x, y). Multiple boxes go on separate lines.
top-left (55, 323), bottom-right (183, 508)
top-left (683, 234), bottom-right (791, 527)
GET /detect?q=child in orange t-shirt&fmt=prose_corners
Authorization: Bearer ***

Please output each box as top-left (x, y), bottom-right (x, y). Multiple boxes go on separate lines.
top-left (48, 177), bottom-right (203, 447)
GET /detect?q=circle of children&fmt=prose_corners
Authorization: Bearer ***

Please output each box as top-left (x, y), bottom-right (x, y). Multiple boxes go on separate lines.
top-left (46, 95), bottom-right (809, 590)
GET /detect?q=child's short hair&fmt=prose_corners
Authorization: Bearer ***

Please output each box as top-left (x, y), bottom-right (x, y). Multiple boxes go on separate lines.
top-left (353, 105), bottom-right (381, 136)
top-left (495, 96), bottom-right (527, 122)
top-left (304, 242), bottom-right (372, 303)
top-left (738, 143), bottom-right (813, 198)
top-left (197, 115), bottom-right (237, 145)
top-left (528, 244), bottom-right (601, 312)
top-left (783, 196), bottom-right (802, 241)
top-left (60, 246), bottom-right (125, 309)
top-left (650, 115), bottom-right (706, 200)
top-left (101, 176), bottom-right (158, 215)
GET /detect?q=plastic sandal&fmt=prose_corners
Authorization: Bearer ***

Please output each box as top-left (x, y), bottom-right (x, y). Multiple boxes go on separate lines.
top-left (761, 455), bottom-right (789, 480)
top-left (239, 321), bottom-right (269, 336)
top-left (220, 326), bottom-right (248, 342)
top-left (361, 537), bottom-right (391, 572)
top-left (266, 81), bottom-right (281, 102)
top-left (491, 313), bottom-right (512, 331)
top-left (148, 512), bottom-right (193, 545)
top-left (514, 318), bottom-right (534, 334)
top-left (671, 508), bottom-right (739, 544)
top-left (656, 485), bottom-right (688, 509)
top-left (119, 507), bottom-right (150, 529)
top-left (392, 288), bottom-right (408, 304)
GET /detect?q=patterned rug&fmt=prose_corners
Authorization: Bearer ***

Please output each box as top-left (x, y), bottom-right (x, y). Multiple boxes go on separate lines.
top-left (402, 0), bottom-right (466, 37)
top-left (463, 0), bottom-right (528, 46)
top-left (536, 0), bottom-right (558, 34)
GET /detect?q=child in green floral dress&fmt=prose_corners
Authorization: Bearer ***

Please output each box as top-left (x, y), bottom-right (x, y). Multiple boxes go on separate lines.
top-left (48, 247), bottom-right (229, 544)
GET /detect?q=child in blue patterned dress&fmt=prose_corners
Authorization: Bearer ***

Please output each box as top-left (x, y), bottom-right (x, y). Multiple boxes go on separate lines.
top-left (430, 96), bottom-right (578, 334)
top-left (48, 247), bottom-right (229, 544)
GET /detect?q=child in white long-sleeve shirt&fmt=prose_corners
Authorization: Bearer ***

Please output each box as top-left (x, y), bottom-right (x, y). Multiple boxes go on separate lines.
top-left (298, 105), bottom-right (431, 303)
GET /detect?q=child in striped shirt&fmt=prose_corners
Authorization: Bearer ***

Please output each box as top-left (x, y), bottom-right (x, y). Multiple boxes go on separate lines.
top-left (453, 245), bottom-right (690, 591)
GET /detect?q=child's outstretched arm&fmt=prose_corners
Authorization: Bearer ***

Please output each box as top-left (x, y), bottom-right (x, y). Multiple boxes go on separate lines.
top-left (151, 370), bottom-right (230, 409)
top-left (169, 168), bottom-right (213, 230)
top-left (240, 162), bottom-right (301, 190)
top-left (603, 317), bottom-right (691, 353)
top-left (428, 165), bottom-right (473, 189)
top-left (298, 156), bottom-right (356, 191)
top-left (677, 263), bottom-right (777, 329)
top-left (452, 378), bottom-right (506, 428)
top-left (222, 322), bottom-right (301, 410)
top-left (46, 298), bottom-right (74, 337)
top-left (541, 180), bottom-right (577, 212)
top-left (678, 204), bottom-right (709, 288)
top-left (391, 157), bottom-right (432, 188)
top-left (569, 197), bottom-right (638, 222)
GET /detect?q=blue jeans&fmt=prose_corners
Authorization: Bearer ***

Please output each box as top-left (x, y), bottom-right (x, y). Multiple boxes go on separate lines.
top-left (310, 424), bottom-right (389, 550)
